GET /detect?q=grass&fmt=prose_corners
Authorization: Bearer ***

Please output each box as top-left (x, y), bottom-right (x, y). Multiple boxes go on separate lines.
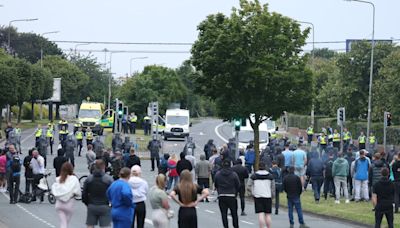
top-left (279, 191), bottom-right (400, 227)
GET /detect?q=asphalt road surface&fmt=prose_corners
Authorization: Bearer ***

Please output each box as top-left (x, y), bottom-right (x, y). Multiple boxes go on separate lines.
top-left (0, 119), bottom-right (366, 228)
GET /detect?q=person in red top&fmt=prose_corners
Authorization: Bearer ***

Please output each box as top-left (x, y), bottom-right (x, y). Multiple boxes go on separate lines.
top-left (167, 154), bottom-right (179, 191)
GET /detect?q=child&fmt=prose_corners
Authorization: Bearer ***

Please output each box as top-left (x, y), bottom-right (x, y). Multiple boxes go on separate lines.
top-left (270, 160), bottom-right (282, 215)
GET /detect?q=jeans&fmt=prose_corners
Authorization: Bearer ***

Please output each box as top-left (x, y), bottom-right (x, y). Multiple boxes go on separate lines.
top-left (311, 176), bottom-right (323, 200)
top-left (323, 176), bottom-right (335, 198)
top-left (218, 196), bottom-right (239, 228)
top-left (245, 164), bottom-right (253, 174)
top-left (334, 176), bottom-right (349, 200)
top-left (354, 179), bottom-right (369, 201)
top-left (167, 176), bottom-right (179, 190)
top-left (375, 209), bottom-right (393, 228)
top-left (132, 201), bottom-right (146, 228)
top-left (275, 184), bottom-right (281, 211)
top-left (9, 175), bottom-right (20, 203)
top-left (151, 156), bottom-right (160, 171)
top-left (25, 177), bottom-right (34, 193)
top-left (394, 182), bottom-right (400, 212)
top-left (287, 197), bottom-right (305, 225)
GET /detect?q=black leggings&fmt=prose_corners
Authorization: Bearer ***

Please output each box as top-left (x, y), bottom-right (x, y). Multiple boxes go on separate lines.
top-left (178, 207), bottom-right (197, 228)
top-left (375, 210), bottom-right (393, 228)
top-left (132, 201), bottom-right (146, 228)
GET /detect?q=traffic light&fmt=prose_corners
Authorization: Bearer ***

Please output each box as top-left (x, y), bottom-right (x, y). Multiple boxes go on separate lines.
top-left (117, 102), bottom-right (123, 119)
top-left (337, 107), bottom-right (345, 126)
top-left (386, 112), bottom-right (392, 126)
top-left (152, 102), bottom-right (159, 117)
top-left (234, 118), bottom-right (241, 131)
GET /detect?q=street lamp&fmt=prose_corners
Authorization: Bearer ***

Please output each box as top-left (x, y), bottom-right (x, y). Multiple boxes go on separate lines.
top-left (41, 31), bottom-right (60, 67)
top-left (297, 21), bottom-right (315, 59)
top-left (8, 18), bottom-right (39, 52)
top-left (344, 0), bottom-right (375, 145)
top-left (74, 43), bottom-right (90, 55)
top-left (130, 57), bottom-right (148, 76)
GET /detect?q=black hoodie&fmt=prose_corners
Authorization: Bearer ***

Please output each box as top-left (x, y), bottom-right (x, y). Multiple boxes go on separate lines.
top-left (373, 177), bottom-right (394, 212)
top-left (53, 149), bottom-right (68, 177)
top-left (214, 168), bottom-right (240, 196)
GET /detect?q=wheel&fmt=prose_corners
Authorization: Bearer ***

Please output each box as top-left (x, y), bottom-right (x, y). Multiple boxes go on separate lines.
top-left (79, 175), bottom-right (88, 190)
top-left (48, 193), bottom-right (56, 204)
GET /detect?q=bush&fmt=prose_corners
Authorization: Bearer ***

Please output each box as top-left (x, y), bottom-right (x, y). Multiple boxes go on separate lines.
top-left (10, 102), bottom-right (49, 120)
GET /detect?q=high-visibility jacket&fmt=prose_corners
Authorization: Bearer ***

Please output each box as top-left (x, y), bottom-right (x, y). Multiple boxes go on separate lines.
top-left (333, 133), bottom-right (340, 142)
top-left (15, 128), bottom-right (21, 136)
top-left (48, 123), bottom-right (54, 130)
top-left (130, 115), bottom-right (137, 123)
top-left (328, 134), bottom-right (333, 140)
top-left (74, 123), bottom-right (81, 128)
top-left (86, 132), bottom-right (93, 140)
top-left (46, 129), bottom-right (53, 138)
top-left (307, 127), bottom-right (314, 135)
top-left (320, 136), bottom-right (327, 145)
top-left (270, 133), bottom-right (277, 139)
top-left (35, 129), bottom-right (42, 137)
top-left (59, 130), bottom-right (68, 135)
top-left (343, 132), bottom-right (351, 141)
top-left (369, 136), bottom-right (376, 144)
top-left (75, 131), bottom-right (83, 140)
top-left (359, 135), bottom-right (366, 144)
top-left (143, 116), bottom-right (151, 121)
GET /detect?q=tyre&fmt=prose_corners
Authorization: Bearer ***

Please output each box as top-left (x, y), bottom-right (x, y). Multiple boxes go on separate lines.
top-left (48, 193), bottom-right (56, 204)
top-left (79, 175), bottom-right (88, 190)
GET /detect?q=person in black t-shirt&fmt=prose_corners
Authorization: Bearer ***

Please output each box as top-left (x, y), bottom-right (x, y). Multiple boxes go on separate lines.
top-left (176, 152), bottom-right (192, 175)
top-left (391, 153), bottom-right (400, 213)
top-left (53, 148), bottom-right (68, 177)
top-left (372, 168), bottom-right (394, 228)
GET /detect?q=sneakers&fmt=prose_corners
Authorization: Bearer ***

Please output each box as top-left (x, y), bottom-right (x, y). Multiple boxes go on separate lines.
top-left (335, 200), bottom-right (340, 204)
top-left (345, 199), bottom-right (350, 204)
top-left (241, 211), bottom-right (247, 216)
top-left (275, 209), bottom-right (278, 215)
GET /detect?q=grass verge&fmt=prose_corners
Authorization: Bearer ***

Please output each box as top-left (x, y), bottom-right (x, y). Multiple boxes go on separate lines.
top-left (280, 191), bottom-right (400, 227)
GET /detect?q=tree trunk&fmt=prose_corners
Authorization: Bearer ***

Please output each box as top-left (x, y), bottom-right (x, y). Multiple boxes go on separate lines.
top-left (251, 115), bottom-right (261, 171)
top-left (31, 101), bottom-right (35, 123)
top-left (17, 103), bottom-right (22, 124)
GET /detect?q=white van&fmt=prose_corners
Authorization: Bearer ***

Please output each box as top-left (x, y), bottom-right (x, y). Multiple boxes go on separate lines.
top-left (234, 116), bottom-right (276, 150)
top-left (164, 109), bottom-right (190, 140)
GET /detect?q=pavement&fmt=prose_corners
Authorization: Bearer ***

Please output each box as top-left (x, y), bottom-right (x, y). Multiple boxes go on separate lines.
top-left (0, 118), bottom-right (367, 228)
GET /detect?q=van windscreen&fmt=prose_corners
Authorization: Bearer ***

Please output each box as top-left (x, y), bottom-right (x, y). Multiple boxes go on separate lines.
top-left (167, 116), bottom-right (188, 125)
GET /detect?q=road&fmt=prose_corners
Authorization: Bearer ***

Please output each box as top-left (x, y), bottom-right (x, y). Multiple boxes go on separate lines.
top-left (0, 119), bottom-right (365, 228)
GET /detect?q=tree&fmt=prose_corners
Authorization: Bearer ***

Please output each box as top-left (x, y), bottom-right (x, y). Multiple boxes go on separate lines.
top-left (311, 48), bottom-right (336, 60)
top-left (0, 49), bottom-right (18, 125)
top-left (42, 56), bottom-right (89, 104)
top-left (29, 64), bottom-right (53, 121)
top-left (191, 0), bottom-right (313, 169)
top-left (10, 58), bottom-right (32, 123)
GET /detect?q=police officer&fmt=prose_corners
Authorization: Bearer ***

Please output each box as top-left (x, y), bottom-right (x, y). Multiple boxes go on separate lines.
top-left (58, 118), bottom-right (68, 131)
top-left (58, 125), bottom-right (69, 148)
top-left (129, 112), bottom-right (137, 134)
top-left (46, 126), bottom-right (54, 155)
top-left (332, 129), bottom-right (340, 149)
top-left (34, 124), bottom-right (43, 148)
top-left (14, 125), bottom-right (22, 154)
top-left (318, 132), bottom-right (328, 155)
top-left (368, 132), bottom-right (377, 153)
top-left (358, 131), bottom-right (366, 150)
top-left (75, 127), bottom-right (84, 156)
top-left (86, 127), bottom-right (94, 147)
top-left (143, 116), bottom-right (151, 135)
top-left (64, 134), bottom-right (76, 167)
top-left (73, 122), bottom-right (81, 134)
top-left (307, 125), bottom-right (314, 144)
top-left (343, 128), bottom-right (352, 151)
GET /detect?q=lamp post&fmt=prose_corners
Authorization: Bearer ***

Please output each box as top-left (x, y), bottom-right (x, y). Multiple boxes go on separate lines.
top-left (344, 0), bottom-right (375, 147)
top-left (130, 57), bottom-right (148, 76)
top-left (41, 31), bottom-right (59, 67)
top-left (8, 18), bottom-right (39, 53)
top-left (74, 43), bottom-right (90, 55)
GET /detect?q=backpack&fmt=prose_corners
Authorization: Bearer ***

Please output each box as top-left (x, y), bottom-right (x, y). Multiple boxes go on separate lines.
top-left (11, 155), bottom-right (21, 173)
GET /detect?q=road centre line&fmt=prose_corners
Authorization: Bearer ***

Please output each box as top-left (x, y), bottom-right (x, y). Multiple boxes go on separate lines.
top-left (204, 209), bottom-right (215, 214)
top-left (214, 122), bottom-right (229, 143)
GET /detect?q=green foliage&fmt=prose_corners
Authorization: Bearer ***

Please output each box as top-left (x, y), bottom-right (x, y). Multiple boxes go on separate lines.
top-left (118, 65), bottom-right (187, 118)
top-left (311, 48), bottom-right (336, 59)
top-left (0, 49), bottom-right (18, 108)
top-left (42, 55), bottom-right (89, 104)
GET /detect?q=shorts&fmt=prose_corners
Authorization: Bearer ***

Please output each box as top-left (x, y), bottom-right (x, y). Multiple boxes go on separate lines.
top-left (254, 197), bottom-right (272, 214)
top-left (86, 204), bottom-right (111, 227)
top-left (294, 167), bottom-right (305, 176)
top-left (197, 178), bottom-right (209, 188)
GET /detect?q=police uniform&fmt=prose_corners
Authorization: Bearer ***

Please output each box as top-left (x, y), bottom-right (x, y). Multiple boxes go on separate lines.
top-left (343, 131), bottom-right (351, 151)
top-left (332, 132), bottom-right (340, 149)
top-left (59, 129), bottom-right (69, 148)
top-left (358, 135), bottom-right (366, 150)
top-left (143, 116), bottom-right (151, 135)
top-left (369, 135), bottom-right (376, 152)
top-left (319, 134), bottom-right (327, 154)
top-left (86, 131), bottom-right (93, 146)
top-left (129, 114), bottom-right (138, 134)
top-left (46, 128), bottom-right (54, 155)
top-left (75, 130), bottom-right (84, 156)
top-left (307, 127), bottom-right (314, 144)
top-left (34, 128), bottom-right (42, 148)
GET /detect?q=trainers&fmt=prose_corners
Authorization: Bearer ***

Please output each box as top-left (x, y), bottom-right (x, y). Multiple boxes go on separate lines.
top-left (345, 199), bottom-right (350, 204)
top-left (335, 200), bottom-right (340, 204)
top-left (241, 211), bottom-right (246, 216)
top-left (275, 209), bottom-right (278, 215)
top-left (300, 224), bottom-right (310, 228)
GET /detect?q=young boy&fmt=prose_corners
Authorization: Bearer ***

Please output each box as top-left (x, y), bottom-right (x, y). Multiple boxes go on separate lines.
top-left (270, 160), bottom-right (282, 215)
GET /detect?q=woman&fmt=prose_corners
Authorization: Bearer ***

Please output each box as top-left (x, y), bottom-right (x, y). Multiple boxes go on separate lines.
top-left (0, 149), bottom-right (6, 192)
top-left (129, 165), bottom-right (149, 228)
top-left (51, 162), bottom-right (81, 228)
top-left (107, 167), bottom-right (135, 228)
top-left (170, 170), bottom-right (209, 228)
top-left (167, 154), bottom-right (179, 190)
top-left (148, 174), bottom-right (171, 228)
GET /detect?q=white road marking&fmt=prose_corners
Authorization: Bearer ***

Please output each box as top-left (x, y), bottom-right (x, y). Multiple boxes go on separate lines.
top-left (21, 131), bottom-right (35, 144)
top-left (145, 218), bottom-right (154, 225)
top-left (199, 132), bottom-right (205, 136)
top-left (214, 122), bottom-right (229, 143)
top-left (205, 209), bottom-right (215, 214)
top-left (1, 193), bottom-right (56, 228)
top-left (241, 220), bottom-right (254, 225)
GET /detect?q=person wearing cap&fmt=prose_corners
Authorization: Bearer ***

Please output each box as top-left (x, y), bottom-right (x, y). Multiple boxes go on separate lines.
top-left (129, 165), bottom-right (148, 228)
top-left (214, 159), bottom-right (240, 228)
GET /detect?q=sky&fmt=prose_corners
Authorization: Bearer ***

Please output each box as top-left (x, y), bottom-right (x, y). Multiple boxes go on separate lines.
top-left (0, 0), bottom-right (399, 77)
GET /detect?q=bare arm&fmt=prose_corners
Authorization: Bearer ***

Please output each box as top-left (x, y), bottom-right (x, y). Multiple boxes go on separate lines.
top-left (371, 193), bottom-right (377, 208)
top-left (161, 198), bottom-right (170, 210)
top-left (169, 190), bottom-right (183, 207)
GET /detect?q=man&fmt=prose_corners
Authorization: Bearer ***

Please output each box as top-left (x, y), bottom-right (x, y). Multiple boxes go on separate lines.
top-left (176, 152), bottom-right (192, 175)
top-left (231, 158), bottom-right (249, 215)
top-left (354, 149), bottom-right (370, 202)
top-left (184, 137), bottom-right (196, 155)
top-left (143, 116), bottom-right (151, 135)
top-left (332, 129), bottom-right (340, 149)
top-left (34, 124), bottom-right (42, 148)
top-left (46, 126), bottom-right (54, 155)
top-left (4, 122), bottom-right (13, 140)
top-left (58, 125), bottom-right (69, 148)
top-left (204, 139), bottom-right (216, 160)
top-left (93, 136), bottom-right (105, 158)
top-left (23, 149), bottom-right (34, 193)
top-left (283, 167), bottom-right (309, 228)
top-left (64, 134), bottom-right (77, 167)
top-left (269, 160), bottom-right (282, 215)
top-left (30, 149), bottom-right (45, 202)
top-left (185, 147), bottom-right (197, 182)
top-left (121, 114), bottom-right (129, 134)
top-left (323, 153), bottom-right (335, 200)
top-left (332, 152), bottom-right (350, 204)
top-left (293, 146), bottom-right (307, 186)
top-left (306, 125), bottom-right (313, 145)
top-left (370, 153), bottom-right (387, 193)
top-left (82, 159), bottom-right (114, 228)
top-left (14, 125), bottom-right (22, 154)
top-left (75, 127), bottom-right (84, 156)
top-left (129, 112), bottom-right (137, 134)
top-left (86, 127), bottom-right (94, 146)
top-left (110, 152), bottom-right (124, 180)
top-left (244, 144), bottom-right (256, 174)
top-left (318, 133), bottom-right (328, 155)
top-left (196, 154), bottom-right (211, 203)
top-left (372, 168), bottom-right (394, 228)
top-left (215, 159), bottom-right (240, 228)
top-left (306, 151), bottom-right (324, 203)
top-left (282, 144), bottom-right (294, 174)
top-left (53, 148), bottom-right (68, 177)
top-left (368, 132), bottom-right (377, 153)
top-left (112, 133), bottom-right (123, 153)
top-left (358, 131), bottom-right (366, 150)
top-left (147, 136), bottom-right (161, 171)
top-left (391, 153), bottom-right (400, 213)
top-left (124, 148), bottom-right (141, 169)
top-left (37, 134), bottom-right (48, 168)
top-left (122, 136), bottom-right (133, 154)
top-left (86, 144), bottom-right (96, 171)
top-left (343, 128), bottom-right (352, 151)
top-left (6, 145), bottom-right (21, 204)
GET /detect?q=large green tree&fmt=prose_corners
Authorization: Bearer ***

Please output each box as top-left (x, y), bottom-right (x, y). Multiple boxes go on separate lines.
top-left (10, 58), bottom-right (32, 123)
top-left (191, 0), bottom-right (313, 169)
top-left (0, 49), bottom-right (18, 124)
top-left (29, 63), bottom-right (53, 121)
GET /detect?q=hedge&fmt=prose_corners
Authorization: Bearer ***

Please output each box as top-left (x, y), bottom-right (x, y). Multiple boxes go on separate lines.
top-left (287, 113), bottom-right (400, 145)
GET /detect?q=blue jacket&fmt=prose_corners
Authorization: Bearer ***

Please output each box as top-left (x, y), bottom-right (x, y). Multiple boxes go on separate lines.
top-left (307, 157), bottom-right (324, 177)
top-left (245, 149), bottom-right (255, 165)
top-left (106, 179), bottom-right (135, 221)
top-left (355, 158), bottom-right (370, 181)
